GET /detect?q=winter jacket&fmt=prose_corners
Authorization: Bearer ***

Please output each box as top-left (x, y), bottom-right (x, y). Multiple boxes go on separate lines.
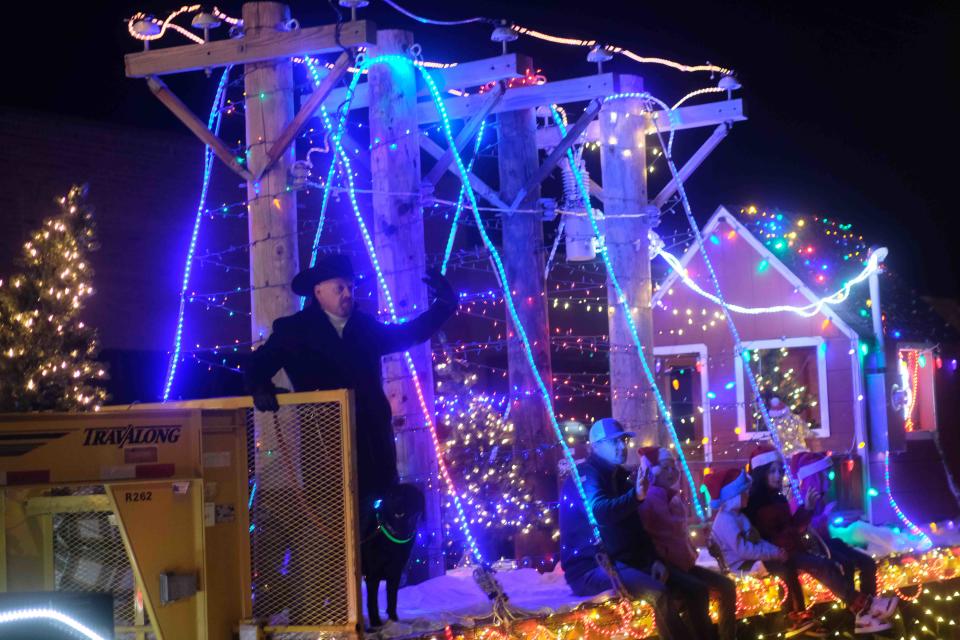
top-left (638, 485), bottom-right (698, 571)
top-left (711, 502), bottom-right (783, 572)
top-left (243, 300), bottom-right (455, 498)
top-left (559, 454), bottom-right (658, 582)
top-left (744, 490), bottom-right (812, 554)
top-left (788, 475), bottom-right (834, 539)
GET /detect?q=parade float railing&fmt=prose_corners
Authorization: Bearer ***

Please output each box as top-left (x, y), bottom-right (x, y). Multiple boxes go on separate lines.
top-left (0, 390), bottom-right (363, 640)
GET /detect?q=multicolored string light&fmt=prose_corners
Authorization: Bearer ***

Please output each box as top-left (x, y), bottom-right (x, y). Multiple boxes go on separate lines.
top-left (417, 62), bottom-right (602, 538)
top-left (304, 55), bottom-right (487, 565)
top-left (549, 104), bottom-right (705, 519)
top-left (884, 450), bottom-right (934, 548)
top-left (625, 92), bottom-right (804, 502)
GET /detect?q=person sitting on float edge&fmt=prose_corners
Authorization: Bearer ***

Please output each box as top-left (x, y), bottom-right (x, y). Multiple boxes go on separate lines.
top-left (559, 418), bottom-right (686, 640)
top-left (638, 446), bottom-right (737, 640)
top-left (744, 444), bottom-right (897, 635)
top-left (786, 451), bottom-right (898, 628)
top-left (242, 254), bottom-right (458, 500)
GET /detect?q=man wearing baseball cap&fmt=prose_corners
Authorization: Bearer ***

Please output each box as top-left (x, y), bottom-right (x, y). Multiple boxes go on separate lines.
top-left (243, 254), bottom-right (458, 500)
top-left (559, 418), bottom-right (685, 639)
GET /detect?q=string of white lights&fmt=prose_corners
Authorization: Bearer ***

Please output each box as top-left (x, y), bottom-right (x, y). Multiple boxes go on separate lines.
top-left (655, 244), bottom-right (883, 317)
top-left (128, 5), bottom-right (204, 44)
top-left (0, 608), bottom-right (107, 640)
top-left (127, 4), bottom-right (730, 81)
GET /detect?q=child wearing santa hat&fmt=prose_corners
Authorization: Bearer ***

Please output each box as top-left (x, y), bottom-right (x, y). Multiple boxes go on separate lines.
top-left (638, 446), bottom-right (737, 640)
top-left (705, 466), bottom-right (824, 637)
top-left (745, 444), bottom-right (897, 634)
top-left (788, 451), bottom-right (894, 619)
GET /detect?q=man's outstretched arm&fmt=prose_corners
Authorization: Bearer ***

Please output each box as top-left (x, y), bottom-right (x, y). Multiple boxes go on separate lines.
top-left (374, 269), bottom-right (458, 355)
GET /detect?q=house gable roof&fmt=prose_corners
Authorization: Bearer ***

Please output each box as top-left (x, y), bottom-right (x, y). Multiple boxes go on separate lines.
top-left (652, 205), bottom-right (861, 341)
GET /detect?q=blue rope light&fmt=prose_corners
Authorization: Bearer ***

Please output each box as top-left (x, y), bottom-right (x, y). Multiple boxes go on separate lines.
top-left (549, 105), bottom-right (706, 520)
top-left (304, 55), bottom-right (487, 564)
top-left (416, 64), bottom-right (602, 538)
top-left (622, 92), bottom-right (804, 503)
top-left (440, 119), bottom-right (486, 275)
top-left (162, 66), bottom-right (232, 401)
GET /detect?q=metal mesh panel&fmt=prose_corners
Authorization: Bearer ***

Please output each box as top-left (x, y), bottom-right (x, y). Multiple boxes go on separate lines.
top-left (53, 510), bottom-right (136, 627)
top-left (248, 400), bottom-right (358, 629)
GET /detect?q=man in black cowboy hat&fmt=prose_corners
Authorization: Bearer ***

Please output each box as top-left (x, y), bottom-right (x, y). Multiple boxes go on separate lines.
top-left (243, 254), bottom-right (458, 498)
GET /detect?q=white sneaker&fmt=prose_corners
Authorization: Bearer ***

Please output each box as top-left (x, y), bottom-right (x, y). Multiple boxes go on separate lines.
top-left (868, 595), bottom-right (899, 620)
top-left (855, 613), bottom-right (892, 634)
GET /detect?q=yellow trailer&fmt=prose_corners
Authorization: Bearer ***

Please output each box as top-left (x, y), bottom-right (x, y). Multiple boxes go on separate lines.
top-left (0, 391), bottom-right (361, 640)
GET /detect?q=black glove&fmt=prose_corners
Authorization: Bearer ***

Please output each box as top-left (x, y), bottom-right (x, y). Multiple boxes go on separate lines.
top-left (251, 385), bottom-right (285, 412)
top-left (423, 268), bottom-right (458, 309)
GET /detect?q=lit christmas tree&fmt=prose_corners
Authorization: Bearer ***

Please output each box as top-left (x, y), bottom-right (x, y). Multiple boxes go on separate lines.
top-left (435, 355), bottom-right (556, 566)
top-left (750, 347), bottom-right (815, 455)
top-left (0, 185), bottom-right (107, 412)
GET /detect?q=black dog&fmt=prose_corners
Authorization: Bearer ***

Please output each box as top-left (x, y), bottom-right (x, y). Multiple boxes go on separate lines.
top-left (360, 483), bottom-right (425, 628)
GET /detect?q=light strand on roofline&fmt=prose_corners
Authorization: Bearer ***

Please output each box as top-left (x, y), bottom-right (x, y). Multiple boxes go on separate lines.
top-left (656, 245), bottom-right (883, 317)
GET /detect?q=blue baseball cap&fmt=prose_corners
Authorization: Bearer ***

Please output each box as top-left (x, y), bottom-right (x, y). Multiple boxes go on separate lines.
top-left (588, 418), bottom-right (636, 444)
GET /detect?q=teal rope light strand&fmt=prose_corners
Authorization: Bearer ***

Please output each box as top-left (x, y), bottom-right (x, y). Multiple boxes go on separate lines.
top-left (549, 104), bottom-right (705, 520)
top-left (417, 64), bottom-right (602, 539)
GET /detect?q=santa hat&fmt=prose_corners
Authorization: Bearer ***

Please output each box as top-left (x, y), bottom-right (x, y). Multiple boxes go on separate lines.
top-left (790, 450), bottom-right (832, 482)
top-left (764, 395), bottom-right (790, 419)
top-left (704, 467), bottom-right (751, 509)
top-left (638, 446), bottom-right (672, 478)
top-left (749, 443), bottom-right (780, 471)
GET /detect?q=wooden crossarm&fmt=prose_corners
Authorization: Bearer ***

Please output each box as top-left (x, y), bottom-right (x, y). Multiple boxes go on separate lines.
top-left (125, 21), bottom-right (374, 78)
top-left (419, 136), bottom-right (510, 212)
top-left (536, 99), bottom-right (746, 147)
top-left (422, 82), bottom-right (505, 188)
top-left (318, 54), bottom-right (532, 113)
top-left (257, 51), bottom-right (351, 180)
top-left (510, 98), bottom-right (602, 211)
top-left (146, 76), bottom-right (253, 181)
top-left (418, 73), bottom-right (643, 125)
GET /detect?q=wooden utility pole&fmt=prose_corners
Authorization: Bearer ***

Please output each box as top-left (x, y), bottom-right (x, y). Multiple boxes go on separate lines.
top-left (124, 2), bottom-right (373, 622)
top-left (368, 30), bottom-right (443, 580)
top-left (243, 2), bottom-right (299, 350)
top-left (497, 107), bottom-right (555, 563)
top-left (598, 98), bottom-right (659, 447)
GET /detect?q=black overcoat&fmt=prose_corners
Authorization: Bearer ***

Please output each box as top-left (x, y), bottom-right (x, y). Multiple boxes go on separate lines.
top-left (243, 300), bottom-right (455, 497)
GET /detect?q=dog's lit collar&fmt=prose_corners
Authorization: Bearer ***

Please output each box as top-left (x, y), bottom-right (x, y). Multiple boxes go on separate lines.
top-left (374, 499), bottom-right (414, 545)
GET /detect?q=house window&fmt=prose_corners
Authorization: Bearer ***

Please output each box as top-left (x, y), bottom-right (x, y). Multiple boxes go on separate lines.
top-left (654, 344), bottom-right (711, 462)
top-left (898, 346), bottom-right (937, 433)
top-left (735, 337), bottom-right (830, 441)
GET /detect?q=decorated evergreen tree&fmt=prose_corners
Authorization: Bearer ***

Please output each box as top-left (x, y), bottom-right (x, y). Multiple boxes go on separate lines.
top-left (750, 347), bottom-right (815, 455)
top-left (0, 185), bottom-right (107, 412)
top-left (435, 354), bottom-right (556, 567)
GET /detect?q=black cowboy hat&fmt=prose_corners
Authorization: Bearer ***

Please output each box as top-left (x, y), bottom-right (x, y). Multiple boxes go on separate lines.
top-left (291, 254), bottom-right (354, 296)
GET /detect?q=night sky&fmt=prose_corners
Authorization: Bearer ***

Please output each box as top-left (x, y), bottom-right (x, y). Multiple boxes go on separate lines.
top-left (3, 1), bottom-right (957, 295)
